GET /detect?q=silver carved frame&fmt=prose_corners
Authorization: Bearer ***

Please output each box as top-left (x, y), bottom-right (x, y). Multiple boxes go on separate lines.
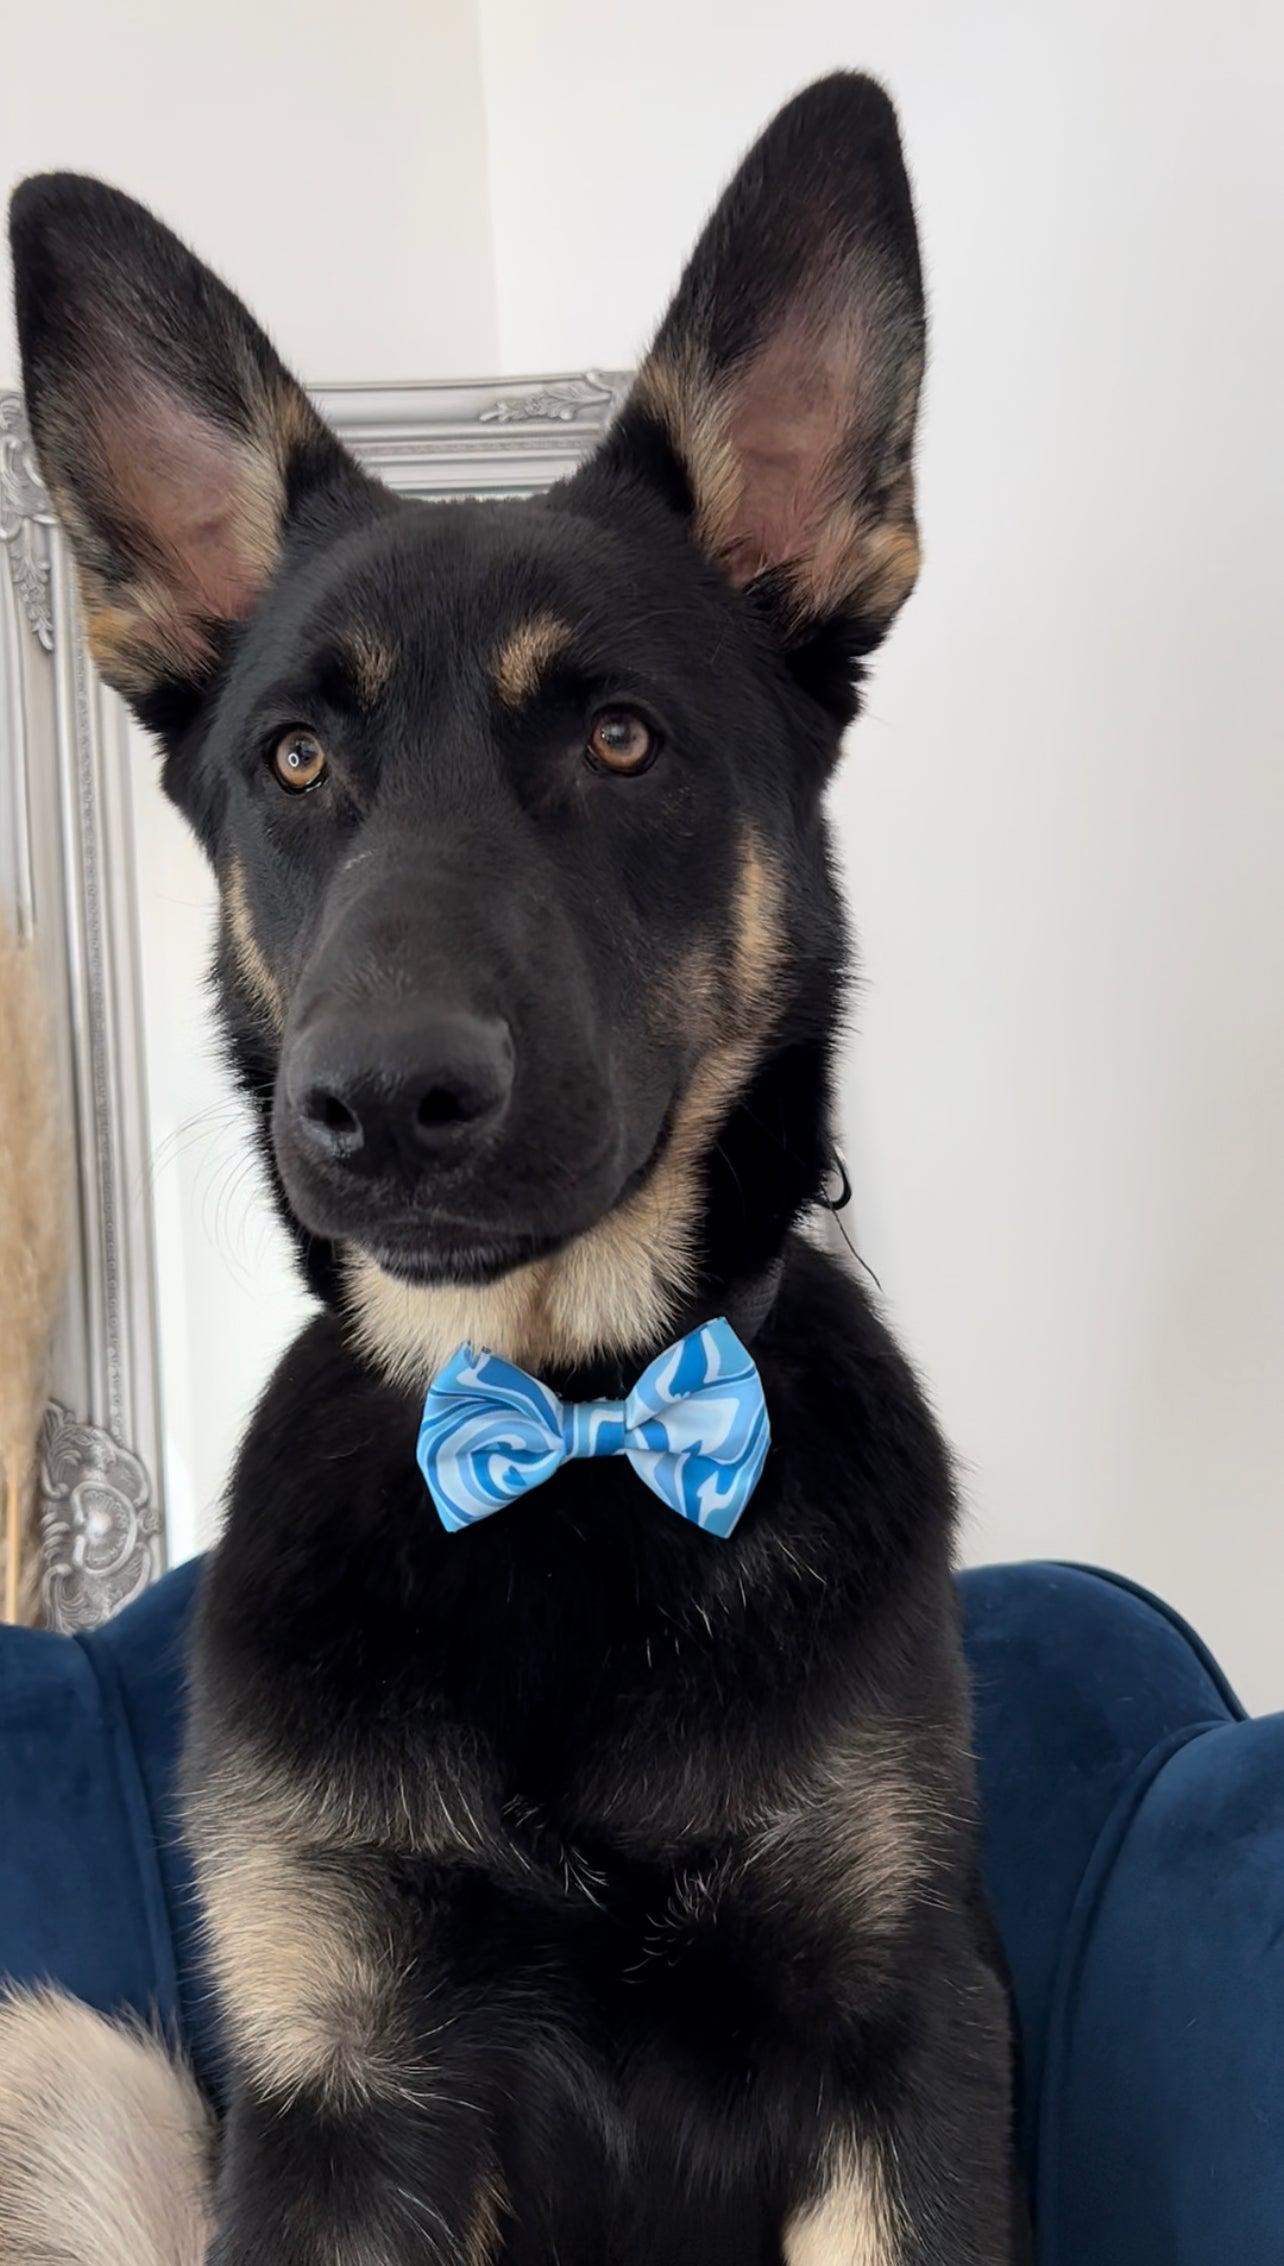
top-left (0, 373), bottom-right (629, 1630)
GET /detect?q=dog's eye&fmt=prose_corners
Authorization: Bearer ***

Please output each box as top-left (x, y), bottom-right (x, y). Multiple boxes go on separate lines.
top-left (270, 729), bottom-right (328, 794)
top-left (586, 708), bottom-right (657, 776)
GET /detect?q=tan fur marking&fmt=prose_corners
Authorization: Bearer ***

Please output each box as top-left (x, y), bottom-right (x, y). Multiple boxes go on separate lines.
top-left (636, 348), bottom-right (745, 581)
top-left (344, 627), bottom-right (397, 707)
top-left (189, 1762), bottom-right (416, 2108)
top-left (493, 613), bottom-right (573, 706)
top-left (270, 376), bottom-right (330, 461)
top-left (466, 2166), bottom-right (507, 2266)
top-left (346, 834), bottom-right (783, 1388)
top-left (745, 1730), bottom-right (930, 1938)
top-left (223, 859), bottom-right (284, 1032)
top-left (0, 1990), bottom-right (213, 2266)
top-left (197, 1718), bottom-right (511, 1869)
top-left (837, 511), bottom-right (920, 628)
top-left (83, 582), bottom-right (215, 700)
top-left (784, 2137), bottom-right (904, 2265)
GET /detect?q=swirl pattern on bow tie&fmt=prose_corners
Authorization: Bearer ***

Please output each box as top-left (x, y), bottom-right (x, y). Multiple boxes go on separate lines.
top-left (416, 1318), bottom-right (769, 1538)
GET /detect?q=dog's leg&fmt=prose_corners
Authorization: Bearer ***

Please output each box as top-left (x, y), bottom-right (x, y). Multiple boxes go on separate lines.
top-left (783, 2132), bottom-right (903, 2266)
top-left (623, 1742), bottom-right (1026, 2266)
top-left (188, 1720), bottom-right (521, 2262)
top-left (781, 1943), bottom-right (1029, 2266)
top-left (209, 2076), bottom-right (503, 2266)
top-left (0, 1990), bottom-right (214, 2266)
top-left (193, 1834), bottom-right (505, 2263)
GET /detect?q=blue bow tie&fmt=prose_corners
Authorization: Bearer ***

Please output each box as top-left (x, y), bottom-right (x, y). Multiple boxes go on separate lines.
top-left (417, 1317), bottom-right (770, 1538)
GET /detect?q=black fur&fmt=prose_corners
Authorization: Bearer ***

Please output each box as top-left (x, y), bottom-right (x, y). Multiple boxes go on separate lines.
top-left (11, 72), bottom-right (1027, 2264)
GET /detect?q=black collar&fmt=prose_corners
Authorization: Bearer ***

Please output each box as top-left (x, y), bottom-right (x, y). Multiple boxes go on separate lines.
top-left (719, 1253), bottom-right (785, 1348)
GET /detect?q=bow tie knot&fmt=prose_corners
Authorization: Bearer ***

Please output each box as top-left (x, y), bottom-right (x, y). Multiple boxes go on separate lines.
top-left (417, 1318), bottom-right (769, 1538)
top-left (559, 1399), bottom-right (630, 1461)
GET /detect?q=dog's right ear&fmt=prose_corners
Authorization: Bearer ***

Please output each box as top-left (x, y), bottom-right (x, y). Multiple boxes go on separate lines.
top-left (9, 175), bottom-right (378, 732)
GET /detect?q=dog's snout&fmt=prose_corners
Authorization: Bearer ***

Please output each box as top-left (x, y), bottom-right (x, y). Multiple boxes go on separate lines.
top-left (289, 1008), bottom-right (515, 1177)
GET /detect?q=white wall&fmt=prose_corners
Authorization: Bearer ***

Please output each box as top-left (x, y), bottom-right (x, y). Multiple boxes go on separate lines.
top-left (479, 0), bottom-right (1284, 1706)
top-left (1, 0), bottom-right (497, 384)
top-left (5, 1), bottom-right (1282, 1706)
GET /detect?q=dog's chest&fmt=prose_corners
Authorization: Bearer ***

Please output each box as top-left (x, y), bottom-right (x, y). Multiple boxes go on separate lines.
top-left (321, 1491), bottom-right (775, 1890)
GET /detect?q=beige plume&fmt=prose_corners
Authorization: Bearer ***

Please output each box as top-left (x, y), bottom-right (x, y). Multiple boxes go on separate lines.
top-left (0, 912), bottom-right (67, 1623)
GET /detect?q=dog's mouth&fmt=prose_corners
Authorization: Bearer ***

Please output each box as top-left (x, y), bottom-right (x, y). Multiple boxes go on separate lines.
top-left (360, 1220), bottom-right (570, 1288)
top-left (280, 1097), bottom-right (679, 1290)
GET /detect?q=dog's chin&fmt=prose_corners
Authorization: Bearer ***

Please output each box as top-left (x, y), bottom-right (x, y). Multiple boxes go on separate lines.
top-left (359, 1225), bottom-right (570, 1289)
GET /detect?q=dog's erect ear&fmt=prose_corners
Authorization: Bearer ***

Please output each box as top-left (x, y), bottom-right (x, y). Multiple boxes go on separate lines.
top-left (9, 175), bottom-right (373, 725)
top-left (599, 75), bottom-right (924, 671)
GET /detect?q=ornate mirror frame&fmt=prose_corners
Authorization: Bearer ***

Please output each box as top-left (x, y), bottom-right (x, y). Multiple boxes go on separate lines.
top-left (0, 373), bottom-right (630, 1630)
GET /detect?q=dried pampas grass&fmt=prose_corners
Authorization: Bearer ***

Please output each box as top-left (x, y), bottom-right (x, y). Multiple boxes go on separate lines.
top-left (0, 913), bottom-right (67, 1623)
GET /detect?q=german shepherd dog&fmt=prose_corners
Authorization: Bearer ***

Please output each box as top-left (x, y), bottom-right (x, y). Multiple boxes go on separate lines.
top-left (3, 74), bottom-right (1026, 2266)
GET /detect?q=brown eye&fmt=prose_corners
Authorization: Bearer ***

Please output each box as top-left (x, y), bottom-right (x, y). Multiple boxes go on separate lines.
top-left (271, 729), bottom-right (328, 794)
top-left (586, 708), bottom-right (657, 775)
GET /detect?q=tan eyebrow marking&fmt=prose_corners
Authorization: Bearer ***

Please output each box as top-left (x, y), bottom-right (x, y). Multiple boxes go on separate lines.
top-left (492, 613), bottom-right (573, 706)
top-left (341, 628), bottom-right (397, 708)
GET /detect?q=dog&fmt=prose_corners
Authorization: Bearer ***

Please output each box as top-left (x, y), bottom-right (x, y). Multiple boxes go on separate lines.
top-left (2, 73), bottom-right (1027, 2265)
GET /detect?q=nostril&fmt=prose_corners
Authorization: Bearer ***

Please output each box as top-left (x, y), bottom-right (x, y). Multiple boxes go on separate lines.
top-left (410, 1032), bottom-right (513, 1150)
top-left (316, 1092), bottom-right (357, 1135)
top-left (415, 1084), bottom-right (470, 1132)
top-left (300, 1084), bottom-right (363, 1154)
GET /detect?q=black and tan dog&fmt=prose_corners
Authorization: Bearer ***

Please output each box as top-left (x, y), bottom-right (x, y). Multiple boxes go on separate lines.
top-left (1, 74), bottom-right (1026, 2265)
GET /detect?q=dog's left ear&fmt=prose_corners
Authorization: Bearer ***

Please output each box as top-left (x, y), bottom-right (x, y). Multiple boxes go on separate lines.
top-left (594, 74), bottom-right (925, 695)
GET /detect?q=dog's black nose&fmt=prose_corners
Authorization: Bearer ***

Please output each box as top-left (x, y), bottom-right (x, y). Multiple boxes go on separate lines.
top-left (288, 1009), bottom-right (515, 1175)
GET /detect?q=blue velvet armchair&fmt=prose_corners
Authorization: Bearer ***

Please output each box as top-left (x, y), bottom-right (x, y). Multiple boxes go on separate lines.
top-left (1, 1557), bottom-right (1280, 2262)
